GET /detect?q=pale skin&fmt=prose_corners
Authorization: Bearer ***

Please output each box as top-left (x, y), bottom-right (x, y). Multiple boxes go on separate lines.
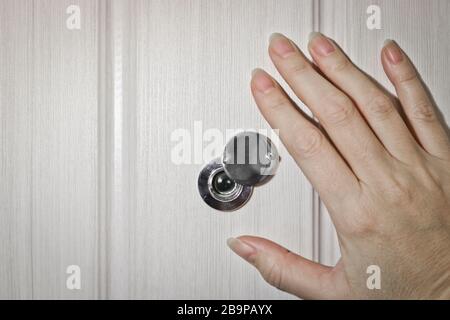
top-left (226, 32), bottom-right (450, 299)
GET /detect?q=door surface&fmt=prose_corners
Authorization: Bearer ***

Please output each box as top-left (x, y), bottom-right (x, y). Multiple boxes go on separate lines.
top-left (0, 0), bottom-right (449, 299)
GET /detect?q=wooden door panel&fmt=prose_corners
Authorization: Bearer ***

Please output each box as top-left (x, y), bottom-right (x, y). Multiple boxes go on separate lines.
top-left (0, 0), bottom-right (100, 299)
top-left (1, 0), bottom-right (448, 300)
top-left (106, 0), bottom-right (316, 299)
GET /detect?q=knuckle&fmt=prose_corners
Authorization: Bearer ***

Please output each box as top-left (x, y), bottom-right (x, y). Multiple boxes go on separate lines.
top-left (322, 93), bottom-right (356, 126)
top-left (328, 57), bottom-right (351, 73)
top-left (366, 94), bottom-right (395, 120)
top-left (267, 96), bottom-right (290, 111)
top-left (340, 198), bottom-right (379, 237)
top-left (292, 127), bottom-right (324, 159)
top-left (410, 101), bottom-right (435, 122)
top-left (357, 137), bottom-right (376, 164)
top-left (383, 177), bottom-right (415, 205)
top-left (260, 260), bottom-right (284, 290)
top-left (259, 250), bottom-right (296, 291)
top-left (347, 212), bottom-right (378, 237)
top-left (288, 60), bottom-right (310, 78)
top-left (396, 69), bottom-right (417, 86)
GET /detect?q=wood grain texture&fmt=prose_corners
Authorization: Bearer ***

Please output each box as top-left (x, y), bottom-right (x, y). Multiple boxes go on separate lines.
top-left (0, 0), bottom-right (100, 299)
top-left (318, 0), bottom-right (450, 267)
top-left (0, 0), bottom-right (34, 299)
top-left (1, 0), bottom-right (449, 300)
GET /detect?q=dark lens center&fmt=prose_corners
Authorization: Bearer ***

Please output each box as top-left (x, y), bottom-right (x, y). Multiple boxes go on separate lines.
top-left (213, 171), bottom-right (236, 194)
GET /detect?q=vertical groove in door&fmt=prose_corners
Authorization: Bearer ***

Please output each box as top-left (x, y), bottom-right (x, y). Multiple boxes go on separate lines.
top-left (107, 0), bottom-right (128, 299)
top-left (97, 0), bottom-right (109, 300)
top-left (99, 0), bottom-right (138, 299)
top-left (30, 0), bottom-right (36, 299)
top-left (312, 0), bottom-right (321, 264)
top-left (317, 0), bottom-right (343, 267)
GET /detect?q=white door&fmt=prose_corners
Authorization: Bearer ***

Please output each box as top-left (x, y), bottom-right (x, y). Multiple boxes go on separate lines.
top-left (1, 0), bottom-right (448, 299)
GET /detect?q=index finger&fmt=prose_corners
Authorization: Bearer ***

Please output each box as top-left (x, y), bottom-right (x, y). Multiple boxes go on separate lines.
top-left (251, 68), bottom-right (360, 213)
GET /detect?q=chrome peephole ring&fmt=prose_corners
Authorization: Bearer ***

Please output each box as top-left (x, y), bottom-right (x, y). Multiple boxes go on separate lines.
top-left (198, 158), bottom-right (253, 212)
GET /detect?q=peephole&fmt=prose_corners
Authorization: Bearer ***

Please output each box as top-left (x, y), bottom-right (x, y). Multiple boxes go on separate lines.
top-left (198, 158), bottom-right (253, 211)
top-left (198, 131), bottom-right (280, 212)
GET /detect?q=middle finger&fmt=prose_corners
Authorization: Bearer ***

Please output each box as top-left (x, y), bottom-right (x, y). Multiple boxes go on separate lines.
top-left (268, 33), bottom-right (390, 180)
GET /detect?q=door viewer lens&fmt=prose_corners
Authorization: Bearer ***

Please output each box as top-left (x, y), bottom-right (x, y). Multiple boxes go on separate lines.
top-left (212, 171), bottom-right (235, 194)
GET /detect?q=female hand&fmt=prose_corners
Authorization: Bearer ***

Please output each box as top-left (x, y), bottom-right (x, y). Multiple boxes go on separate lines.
top-left (227, 32), bottom-right (450, 299)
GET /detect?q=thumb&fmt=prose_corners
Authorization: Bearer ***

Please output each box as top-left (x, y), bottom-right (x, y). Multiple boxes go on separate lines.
top-left (227, 235), bottom-right (336, 299)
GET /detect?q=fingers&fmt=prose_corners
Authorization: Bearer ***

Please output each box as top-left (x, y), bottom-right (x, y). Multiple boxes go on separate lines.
top-left (381, 40), bottom-right (450, 159)
top-left (251, 68), bottom-right (359, 208)
top-left (227, 236), bottom-right (339, 299)
top-left (307, 32), bottom-right (420, 162)
top-left (267, 33), bottom-right (390, 180)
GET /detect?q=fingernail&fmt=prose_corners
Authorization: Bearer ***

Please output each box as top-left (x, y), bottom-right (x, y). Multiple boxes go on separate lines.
top-left (269, 33), bottom-right (296, 58)
top-left (251, 68), bottom-right (275, 94)
top-left (227, 237), bottom-right (257, 263)
top-left (384, 39), bottom-right (403, 65)
top-left (309, 32), bottom-right (335, 57)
